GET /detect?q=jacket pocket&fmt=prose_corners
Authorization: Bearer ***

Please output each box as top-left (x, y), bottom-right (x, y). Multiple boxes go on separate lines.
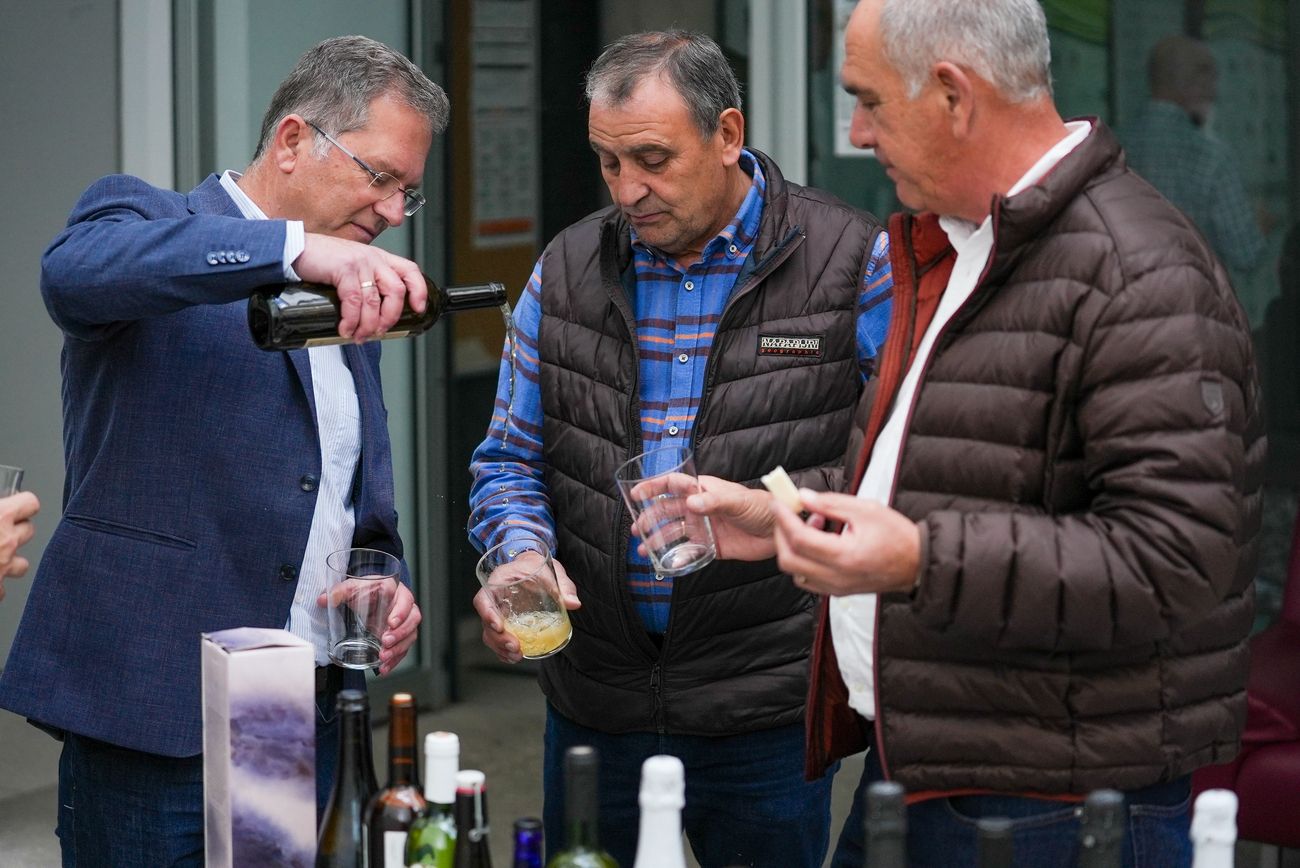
top-left (64, 513), bottom-right (197, 550)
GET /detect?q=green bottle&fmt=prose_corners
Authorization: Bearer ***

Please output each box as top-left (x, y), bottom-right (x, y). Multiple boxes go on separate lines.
top-left (406, 731), bottom-right (460, 866)
top-left (545, 746), bottom-right (619, 868)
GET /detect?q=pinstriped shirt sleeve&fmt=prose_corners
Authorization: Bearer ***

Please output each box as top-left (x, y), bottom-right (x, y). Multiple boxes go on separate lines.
top-left (467, 257), bottom-right (557, 553)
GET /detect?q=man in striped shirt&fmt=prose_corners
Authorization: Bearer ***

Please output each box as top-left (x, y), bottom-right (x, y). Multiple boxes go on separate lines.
top-left (468, 31), bottom-right (891, 867)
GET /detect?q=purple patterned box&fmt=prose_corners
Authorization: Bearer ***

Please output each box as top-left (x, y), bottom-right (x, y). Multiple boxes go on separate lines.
top-left (202, 628), bottom-right (315, 868)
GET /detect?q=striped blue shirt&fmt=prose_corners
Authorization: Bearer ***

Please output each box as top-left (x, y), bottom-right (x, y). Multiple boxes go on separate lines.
top-left (469, 150), bottom-right (893, 632)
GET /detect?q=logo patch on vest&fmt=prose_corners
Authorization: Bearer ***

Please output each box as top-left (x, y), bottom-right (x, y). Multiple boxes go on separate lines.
top-left (758, 334), bottom-right (824, 358)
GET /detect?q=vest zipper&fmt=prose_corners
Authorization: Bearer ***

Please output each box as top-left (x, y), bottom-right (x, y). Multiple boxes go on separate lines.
top-left (650, 664), bottom-right (665, 733)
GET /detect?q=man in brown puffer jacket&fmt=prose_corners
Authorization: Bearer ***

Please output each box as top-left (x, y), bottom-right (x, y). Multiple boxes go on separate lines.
top-left (687, 0), bottom-right (1265, 865)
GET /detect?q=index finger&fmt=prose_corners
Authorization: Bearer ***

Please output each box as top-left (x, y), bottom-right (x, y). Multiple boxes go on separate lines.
top-left (394, 257), bottom-right (427, 314)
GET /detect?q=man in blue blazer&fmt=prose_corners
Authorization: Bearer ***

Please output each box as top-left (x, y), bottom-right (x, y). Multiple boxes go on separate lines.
top-left (0, 35), bottom-right (446, 865)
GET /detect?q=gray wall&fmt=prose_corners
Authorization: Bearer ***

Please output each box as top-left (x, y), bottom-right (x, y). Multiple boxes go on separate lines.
top-left (0, 0), bottom-right (120, 668)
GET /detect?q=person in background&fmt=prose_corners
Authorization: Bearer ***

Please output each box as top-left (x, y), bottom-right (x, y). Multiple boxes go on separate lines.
top-left (0, 35), bottom-right (444, 865)
top-left (0, 491), bottom-right (39, 601)
top-left (468, 30), bottom-right (892, 868)
top-left (1124, 34), bottom-right (1269, 277)
top-left (688, 1), bottom-right (1264, 865)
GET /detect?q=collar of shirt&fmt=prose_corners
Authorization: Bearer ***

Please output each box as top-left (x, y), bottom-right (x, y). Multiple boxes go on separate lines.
top-left (938, 119), bottom-right (1093, 246)
top-left (629, 148), bottom-right (766, 269)
top-left (219, 170), bottom-right (267, 220)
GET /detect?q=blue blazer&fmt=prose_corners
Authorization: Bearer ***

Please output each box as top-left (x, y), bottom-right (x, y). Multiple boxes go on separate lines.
top-left (0, 174), bottom-right (404, 757)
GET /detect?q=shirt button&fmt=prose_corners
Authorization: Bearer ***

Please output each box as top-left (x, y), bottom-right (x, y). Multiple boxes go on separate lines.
top-left (728, 244), bottom-right (739, 256)
top-left (684, 280), bottom-right (695, 291)
top-left (279, 564), bottom-right (298, 581)
top-left (667, 425), bottom-right (680, 436)
top-left (299, 474), bottom-right (318, 492)
top-left (677, 353), bottom-right (689, 364)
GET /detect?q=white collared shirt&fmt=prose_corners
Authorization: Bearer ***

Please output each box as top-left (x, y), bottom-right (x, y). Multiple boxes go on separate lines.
top-left (830, 121), bottom-right (1093, 720)
top-left (221, 170), bottom-right (361, 664)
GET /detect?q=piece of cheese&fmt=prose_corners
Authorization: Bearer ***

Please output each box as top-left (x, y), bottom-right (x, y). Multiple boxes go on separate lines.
top-left (760, 465), bottom-right (803, 513)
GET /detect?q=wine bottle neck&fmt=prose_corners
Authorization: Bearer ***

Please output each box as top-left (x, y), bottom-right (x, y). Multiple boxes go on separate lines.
top-left (337, 709), bottom-right (376, 790)
top-left (387, 701), bottom-right (419, 788)
top-left (633, 803), bottom-right (684, 867)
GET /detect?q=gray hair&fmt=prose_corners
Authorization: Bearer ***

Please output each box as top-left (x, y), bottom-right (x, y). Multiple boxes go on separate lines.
top-left (253, 35), bottom-right (449, 160)
top-left (584, 30), bottom-right (742, 137)
top-left (879, 0), bottom-right (1053, 102)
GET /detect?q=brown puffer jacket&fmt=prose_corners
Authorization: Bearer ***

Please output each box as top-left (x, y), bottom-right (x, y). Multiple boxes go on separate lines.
top-left (806, 121), bottom-right (1266, 795)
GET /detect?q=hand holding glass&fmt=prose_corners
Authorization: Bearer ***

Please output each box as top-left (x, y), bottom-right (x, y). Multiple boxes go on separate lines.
top-left (616, 446), bottom-right (716, 577)
top-left (324, 548), bottom-right (401, 669)
top-left (475, 539), bottom-right (572, 659)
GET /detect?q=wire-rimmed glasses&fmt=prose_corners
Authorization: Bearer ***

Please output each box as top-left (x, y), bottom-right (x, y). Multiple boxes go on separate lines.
top-left (306, 120), bottom-right (426, 217)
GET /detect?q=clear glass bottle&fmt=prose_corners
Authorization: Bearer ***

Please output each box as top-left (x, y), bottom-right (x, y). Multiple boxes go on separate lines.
top-left (406, 731), bottom-right (460, 867)
top-left (363, 693), bottom-right (428, 868)
top-left (316, 689), bottom-right (379, 868)
top-left (248, 279), bottom-right (506, 350)
top-left (631, 755), bottom-right (685, 868)
top-left (452, 769), bottom-right (494, 868)
top-left (546, 746), bottom-right (618, 867)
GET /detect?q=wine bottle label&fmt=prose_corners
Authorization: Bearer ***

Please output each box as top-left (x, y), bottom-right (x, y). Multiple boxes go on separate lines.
top-left (384, 831), bottom-right (409, 867)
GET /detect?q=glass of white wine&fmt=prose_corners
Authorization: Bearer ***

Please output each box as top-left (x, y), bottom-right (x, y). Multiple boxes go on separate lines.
top-left (475, 537), bottom-right (572, 660)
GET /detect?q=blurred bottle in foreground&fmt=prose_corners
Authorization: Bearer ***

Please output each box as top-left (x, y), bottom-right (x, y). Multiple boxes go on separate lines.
top-left (546, 746), bottom-right (619, 867)
top-left (453, 769), bottom-right (494, 868)
top-left (632, 755), bottom-right (685, 868)
top-left (1077, 789), bottom-right (1124, 868)
top-left (365, 693), bottom-right (427, 868)
top-left (1191, 789), bottom-right (1237, 868)
top-left (407, 731), bottom-right (461, 866)
top-left (513, 817), bottom-right (544, 868)
top-left (864, 781), bottom-right (906, 868)
top-left (975, 816), bottom-right (1013, 868)
top-left (316, 689), bottom-right (379, 868)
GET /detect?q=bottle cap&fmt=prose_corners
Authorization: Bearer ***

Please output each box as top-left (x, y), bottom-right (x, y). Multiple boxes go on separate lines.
top-left (456, 769), bottom-right (487, 793)
top-left (335, 688), bottom-right (368, 713)
top-left (425, 731), bottom-right (459, 757)
top-left (639, 754), bottom-right (684, 810)
top-left (1191, 789), bottom-right (1237, 844)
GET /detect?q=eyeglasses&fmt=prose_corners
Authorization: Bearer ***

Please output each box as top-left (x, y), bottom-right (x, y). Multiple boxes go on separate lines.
top-left (306, 121), bottom-right (426, 217)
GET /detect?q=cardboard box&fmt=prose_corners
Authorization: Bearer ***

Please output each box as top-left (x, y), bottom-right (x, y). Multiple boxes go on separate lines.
top-left (202, 627), bottom-right (316, 868)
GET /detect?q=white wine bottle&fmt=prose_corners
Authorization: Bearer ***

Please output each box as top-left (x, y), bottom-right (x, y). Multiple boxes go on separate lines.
top-left (631, 755), bottom-right (685, 868)
top-left (1191, 789), bottom-right (1237, 868)
top-left (406, 731), bottom-right (460, 866)
top-left (316, 689), bottom-right (379, 868)
top-left (545, 746), bottom-right (618, 867)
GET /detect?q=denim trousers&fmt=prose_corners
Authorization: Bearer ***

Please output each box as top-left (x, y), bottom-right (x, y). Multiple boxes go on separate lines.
top-left (543, 703), bottom-right (838, 868)
top-left (830, 728), bottom-right (1193, 868)
top-left (55, 666), bottom-right (348, 867)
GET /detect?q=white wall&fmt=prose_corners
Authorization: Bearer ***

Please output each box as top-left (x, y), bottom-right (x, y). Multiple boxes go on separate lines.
top-left (0, 0), bottom-right (120, 669)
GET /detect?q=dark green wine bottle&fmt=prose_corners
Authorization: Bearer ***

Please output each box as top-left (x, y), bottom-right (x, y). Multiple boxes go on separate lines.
top-left (248, 279), bottom-right (506, 350)
top-left (546, 747), bottom-right (619, 867)
top-left (316, 689), bottom-right (379, 868)
top-left (864, 781), bottom-right (906, 868)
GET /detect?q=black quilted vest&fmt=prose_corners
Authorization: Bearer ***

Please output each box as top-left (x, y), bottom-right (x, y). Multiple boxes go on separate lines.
top-left (536, 150), bottom-right (884, 735)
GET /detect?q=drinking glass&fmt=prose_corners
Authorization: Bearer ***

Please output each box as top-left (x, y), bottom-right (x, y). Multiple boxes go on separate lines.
top-left (475, 538), bottom-right (572, 660)
top-left (0, 465), bottom-right (23, 496)
top-left (615, 446), bottom-right (716, 577)
top-left (324, 548), bottom-right (401, 669)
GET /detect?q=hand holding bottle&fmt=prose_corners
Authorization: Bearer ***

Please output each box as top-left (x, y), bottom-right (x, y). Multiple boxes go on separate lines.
top-left (292, 233), bottom-right (427, 341)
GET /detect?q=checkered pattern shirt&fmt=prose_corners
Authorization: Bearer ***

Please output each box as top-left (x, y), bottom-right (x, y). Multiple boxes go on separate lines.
top-left (470, 150), bottom-right (893, 632)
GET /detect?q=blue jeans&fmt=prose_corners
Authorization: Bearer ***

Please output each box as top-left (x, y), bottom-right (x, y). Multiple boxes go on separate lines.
top-left (830, 730), bottom-right (1192, 868)
top-left (56, 666), bottom-right (350, 867)
top-left (543, 704), bottom-right (837, 868)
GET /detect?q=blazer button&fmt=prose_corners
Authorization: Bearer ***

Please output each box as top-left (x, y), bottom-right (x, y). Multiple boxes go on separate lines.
top-left (280, 564), bottom-right (298, 581)
top-left (206, 252), bottom-right (219, 265)
top-left (300, 474), bottom-right (318, 492)
top-left (236, 251), bottom-right (251, 263)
